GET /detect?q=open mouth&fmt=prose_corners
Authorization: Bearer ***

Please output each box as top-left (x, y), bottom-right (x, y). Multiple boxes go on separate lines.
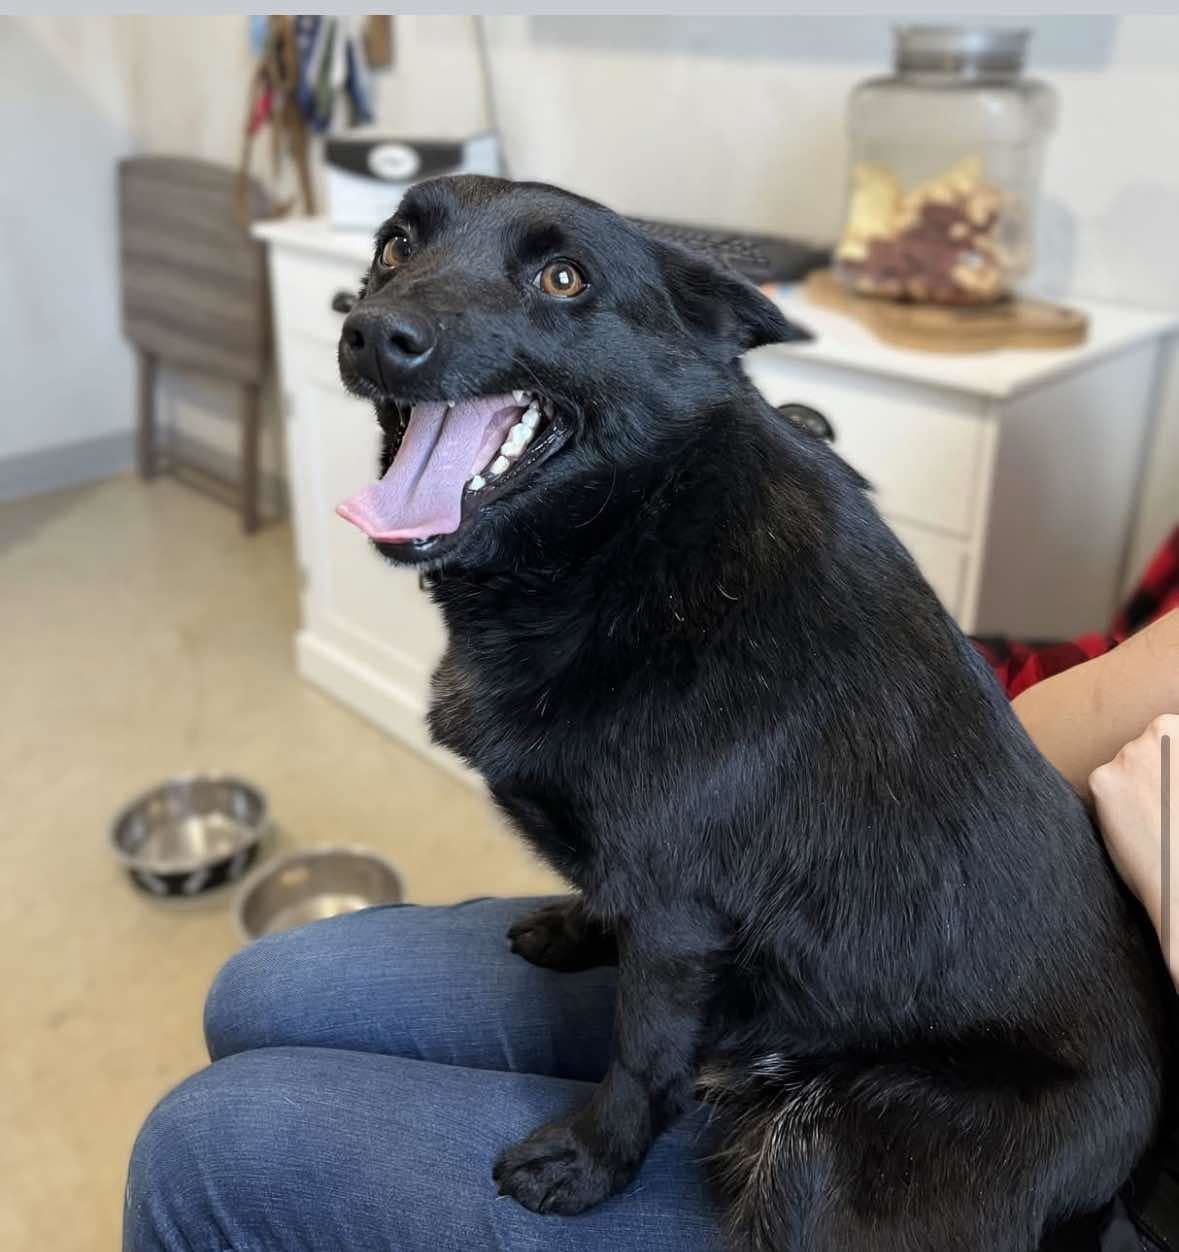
top-left (336, 390), bottom-right (561, 547)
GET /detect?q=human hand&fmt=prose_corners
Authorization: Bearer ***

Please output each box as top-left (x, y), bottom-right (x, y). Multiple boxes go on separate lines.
top-left (1090, 714), bottom-right (1178, 976)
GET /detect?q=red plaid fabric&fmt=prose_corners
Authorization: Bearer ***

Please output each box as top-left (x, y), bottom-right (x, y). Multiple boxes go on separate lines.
top-left (973, 526), bottom-right (1179, 699)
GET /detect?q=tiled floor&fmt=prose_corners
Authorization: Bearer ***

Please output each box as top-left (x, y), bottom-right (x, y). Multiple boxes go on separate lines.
top-left (0, 475), bottom-right (562, 1251)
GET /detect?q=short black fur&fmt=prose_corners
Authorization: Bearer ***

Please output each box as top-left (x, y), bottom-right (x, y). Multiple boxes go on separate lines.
top-left (338, 175), bottom-right (1168, 1250)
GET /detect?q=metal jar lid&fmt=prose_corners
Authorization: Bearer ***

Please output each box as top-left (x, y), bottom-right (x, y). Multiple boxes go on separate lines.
top-left (894, 26), bottom-right (1030, 80)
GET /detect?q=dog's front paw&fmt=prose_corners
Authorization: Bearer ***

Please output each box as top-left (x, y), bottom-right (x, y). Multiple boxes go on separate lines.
top-left (493, 1118), bottom-right (633, 1215)
top-left (507, 900), bottom-right (614, 972)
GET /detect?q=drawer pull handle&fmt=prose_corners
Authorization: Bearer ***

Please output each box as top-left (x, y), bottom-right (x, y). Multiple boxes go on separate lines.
top-left (776, 402), bottom-right (872, 491)
top-left (776, 402), bottom-right (835, 443)
top-left (331, 290), bottom-right (358, 315)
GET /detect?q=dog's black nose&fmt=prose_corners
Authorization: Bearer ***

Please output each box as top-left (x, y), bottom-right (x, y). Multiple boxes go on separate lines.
top-left (342, 307), bottom-right (436, 382)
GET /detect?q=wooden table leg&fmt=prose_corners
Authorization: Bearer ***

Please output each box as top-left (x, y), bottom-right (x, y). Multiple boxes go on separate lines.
top-left (241, 381), bottom-right (261, 534)
top-left (137, 351), bottom-right (157, 479)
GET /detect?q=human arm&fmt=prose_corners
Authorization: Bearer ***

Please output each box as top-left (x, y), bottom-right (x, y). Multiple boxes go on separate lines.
top-left (1012, 609), bottom-right (1179, 803)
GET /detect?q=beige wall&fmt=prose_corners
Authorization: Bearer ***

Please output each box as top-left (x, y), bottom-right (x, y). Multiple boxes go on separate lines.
top-left (0, 17), bottom-right (137, 462)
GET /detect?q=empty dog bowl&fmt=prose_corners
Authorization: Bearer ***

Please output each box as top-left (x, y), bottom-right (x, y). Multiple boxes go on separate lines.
top-left (111, 774), bottom-right (269, 897)
top-left (235, 846), bottom-right (404, 940)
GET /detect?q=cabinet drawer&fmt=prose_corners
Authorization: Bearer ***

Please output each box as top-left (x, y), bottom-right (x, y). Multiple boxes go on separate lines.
top-left (294, 367), bottom-right (448, 701)
top-left (272, 248), bottom-right (367, 352)
top-left (745, 355), bottom-right (985, 537)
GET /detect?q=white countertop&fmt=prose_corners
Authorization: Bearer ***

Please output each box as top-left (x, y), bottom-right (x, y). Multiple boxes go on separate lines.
top-left (254, 215), bottom-right (376, 265)
top-left (255, 216), bottom-right (1178, 401)
top-left (763, 283), bottom-right (1177, 400)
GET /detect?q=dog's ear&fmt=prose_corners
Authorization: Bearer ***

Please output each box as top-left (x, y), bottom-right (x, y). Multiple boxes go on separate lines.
top-left (654, 243), bottom-right (813, 359)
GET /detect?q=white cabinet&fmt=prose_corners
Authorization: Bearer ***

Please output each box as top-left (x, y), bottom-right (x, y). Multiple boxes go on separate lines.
top-left (745, 357), bottom-right (988, 537)
top-left (745, 286), bottom-right (1175, 637)
top-left (262, 230), bottom-right (459, 777)
top-left (256, 217), bottom-right (1176, 776)
top-left (293, 363), bottom-right (448, 702)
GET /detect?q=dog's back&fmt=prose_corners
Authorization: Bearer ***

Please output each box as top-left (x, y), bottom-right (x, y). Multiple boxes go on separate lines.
top-left (658, 415), bottom-right (1168, 1250)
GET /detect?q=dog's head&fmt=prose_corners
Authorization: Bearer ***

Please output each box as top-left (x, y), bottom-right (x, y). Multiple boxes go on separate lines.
top-left (337, 175), bottom-right (809, 568)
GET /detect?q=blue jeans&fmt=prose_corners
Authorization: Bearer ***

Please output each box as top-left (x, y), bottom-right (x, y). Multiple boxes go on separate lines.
top-left (124, 897), bottom-right (726, 1251)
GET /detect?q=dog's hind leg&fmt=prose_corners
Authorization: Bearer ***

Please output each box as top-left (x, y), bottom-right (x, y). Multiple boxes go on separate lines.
top-left (507, 895), bottom-right (618, 971)
top-left (706, 1057), bottom-right (1151, 1252)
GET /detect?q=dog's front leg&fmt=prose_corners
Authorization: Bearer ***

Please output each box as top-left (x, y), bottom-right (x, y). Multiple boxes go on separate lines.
top-left (493, 907), bottom-right (724, 1215)
top-left (507, 895), bottom-right (618, 970)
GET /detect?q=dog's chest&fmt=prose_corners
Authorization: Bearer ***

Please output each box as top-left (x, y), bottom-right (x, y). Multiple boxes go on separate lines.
top-left (429, 644), bottom-right (576, 773)
top-left (428, 645), bottom-right (608, 882)
top-left (428, 649), bottom-right (490, 761)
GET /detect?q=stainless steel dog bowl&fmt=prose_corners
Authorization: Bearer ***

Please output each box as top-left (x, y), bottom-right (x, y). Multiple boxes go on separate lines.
top-left (111, 774), bottom-right (268, 898)
top-left (235, 846), bottom-right (404, 940)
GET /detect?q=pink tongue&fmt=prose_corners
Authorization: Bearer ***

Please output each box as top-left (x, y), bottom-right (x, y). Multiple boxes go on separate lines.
top-left (337, 394), bottom-right (520, 542)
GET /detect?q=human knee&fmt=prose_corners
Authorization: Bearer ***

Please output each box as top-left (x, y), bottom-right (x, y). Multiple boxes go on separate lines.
top-left (203, 924), bottom-right (325, 1060)
top-left (203, 935), bottom-right (275, 1060)
top-left (124, 1066), bottom-right (236, 1251)
top-left (127, 1051), bottom-right (322, 1251)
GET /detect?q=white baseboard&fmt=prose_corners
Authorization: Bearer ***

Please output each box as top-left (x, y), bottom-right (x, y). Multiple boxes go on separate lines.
top-left (295, 630), bottom-right (482, 791)
top-left (0, 431), bottom-right (133, 502)
top-left (0, 428), bottom-right (287, 513)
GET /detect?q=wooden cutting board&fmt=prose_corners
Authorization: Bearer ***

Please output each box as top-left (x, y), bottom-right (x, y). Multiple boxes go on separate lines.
top-left (801, 269), bottom-right (1088, 354)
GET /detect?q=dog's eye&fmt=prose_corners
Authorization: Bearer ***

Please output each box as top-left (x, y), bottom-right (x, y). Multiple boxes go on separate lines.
top-left (380, 230), bottom-right (412, 270)
top-left (534, 260), bottom-right (587, 299)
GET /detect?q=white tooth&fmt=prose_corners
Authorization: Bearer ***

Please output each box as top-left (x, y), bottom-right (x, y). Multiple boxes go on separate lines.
top-left (512, 390), bottom-right (528, 404)
top-left (489, 456), bottom-right (510, 477)
top-left (447, 400), bottom-right (456, 408)
top-left (501, 423), bottom-right (531, 457)
top-left (468, 474), bottom-right (486, 492)
top-left (522, 405), bottom-right (541, 431)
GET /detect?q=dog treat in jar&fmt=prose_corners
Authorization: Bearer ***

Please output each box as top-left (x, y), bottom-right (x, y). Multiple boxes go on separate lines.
top-left (834, 26), bottom-right (1056, 306)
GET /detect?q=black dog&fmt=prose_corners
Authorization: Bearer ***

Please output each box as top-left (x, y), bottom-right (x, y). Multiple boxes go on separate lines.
top-left (336, 175), bottom-right (1167, 1250)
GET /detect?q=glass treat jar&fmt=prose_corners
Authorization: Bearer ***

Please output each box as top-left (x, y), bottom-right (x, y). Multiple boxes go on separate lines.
top-left (835, 26), bottom-right (1056, 305)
